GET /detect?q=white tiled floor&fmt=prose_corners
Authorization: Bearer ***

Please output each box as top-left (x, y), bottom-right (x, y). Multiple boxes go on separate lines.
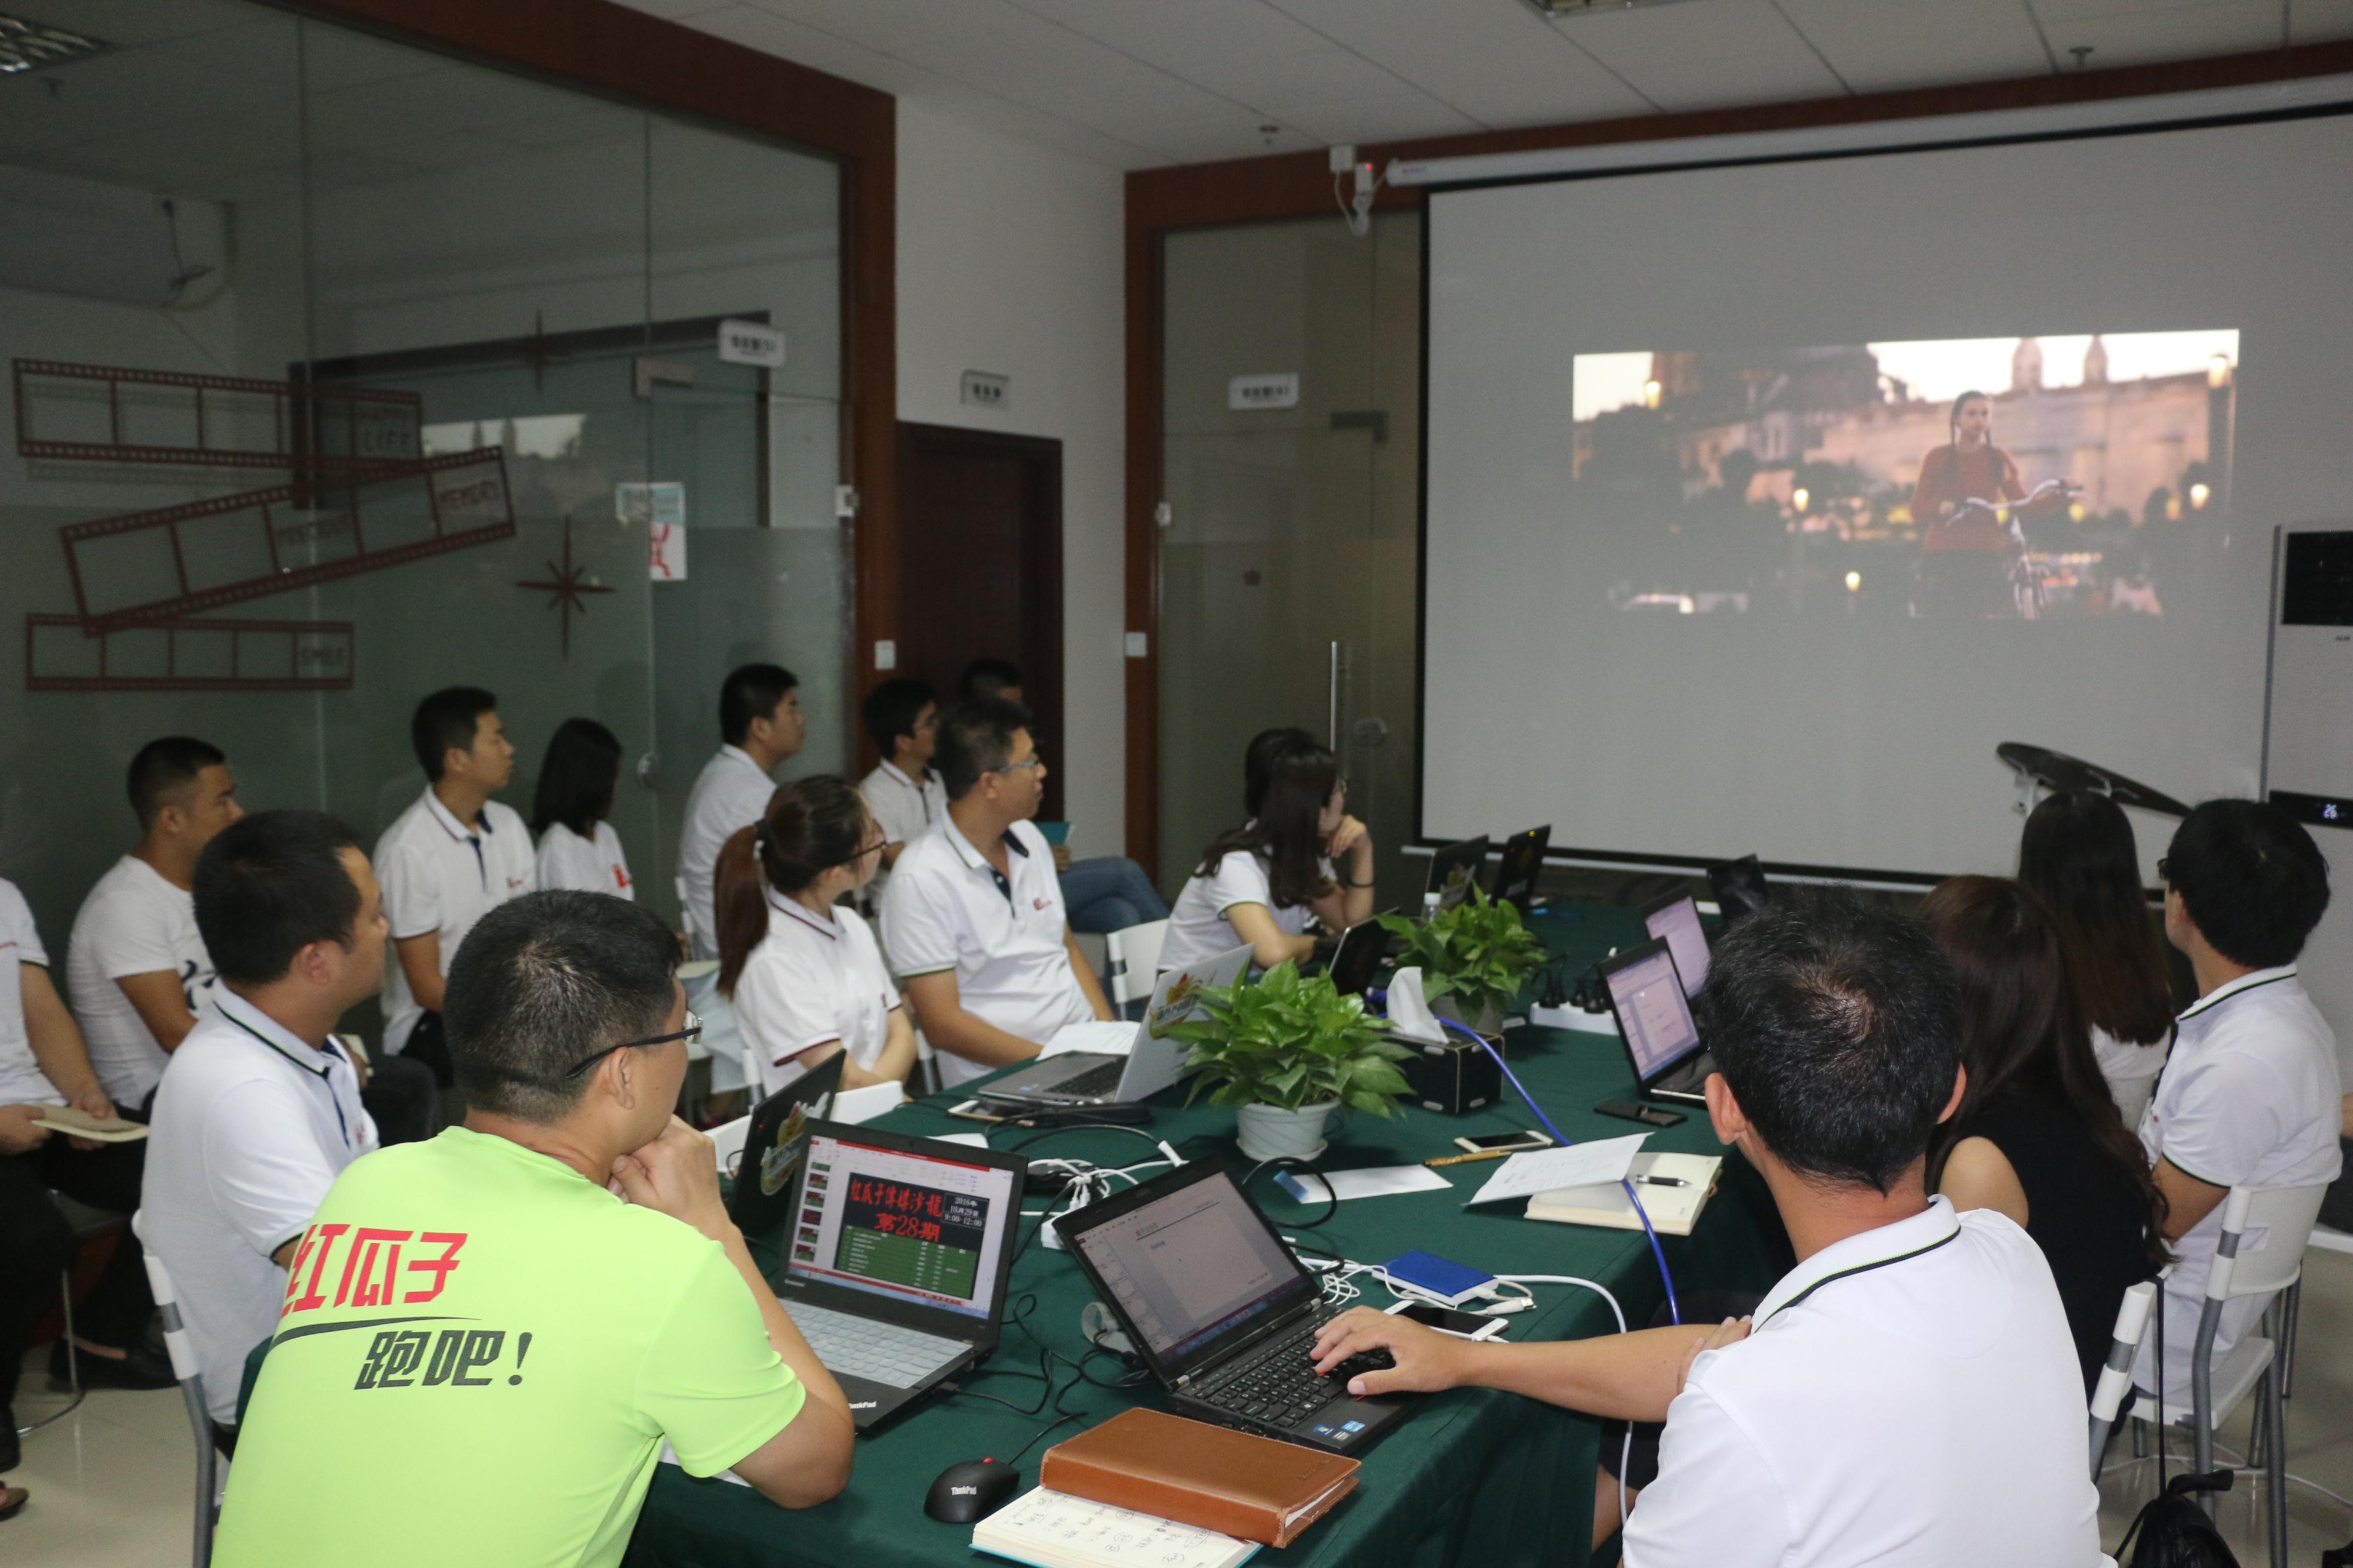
top-left (13, 1252), bottom-right (2353, 1562)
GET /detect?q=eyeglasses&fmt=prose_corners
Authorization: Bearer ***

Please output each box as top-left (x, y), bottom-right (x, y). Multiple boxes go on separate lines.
top-left (822, 833), bottom-right (894, 870)
top-left (562, 1009), bottom-right (702, 1079)
top-left (993, 753), bottom-right (1044, 775)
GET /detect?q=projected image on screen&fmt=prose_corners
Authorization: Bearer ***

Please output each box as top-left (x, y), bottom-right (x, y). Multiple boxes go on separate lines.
top-left (1571, 331), bottom-right (2237, 621)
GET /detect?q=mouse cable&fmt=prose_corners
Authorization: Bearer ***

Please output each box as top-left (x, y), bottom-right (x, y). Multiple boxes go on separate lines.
top-left (1003, 1123), bottom-right (1185, 1169)
top-left (1241, 1156), bottom-right (1339, 1228)
top-left (1491, 1273), bottom-right (1637, 1530)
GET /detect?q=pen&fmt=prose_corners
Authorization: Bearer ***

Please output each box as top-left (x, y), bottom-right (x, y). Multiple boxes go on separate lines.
top-left (1635, 1175), bottom-right (1688, 1187)
top-left (1424, 1149), bottom-right (1516, 1167)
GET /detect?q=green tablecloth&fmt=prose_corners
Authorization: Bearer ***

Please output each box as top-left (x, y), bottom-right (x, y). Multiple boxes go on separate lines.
top-left (624, 902), bottom-right (1792, 1568)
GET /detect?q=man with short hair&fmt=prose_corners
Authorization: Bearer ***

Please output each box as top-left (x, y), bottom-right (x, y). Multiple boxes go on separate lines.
top-left (951, 658), bottom-right (1166, 936)
top-left (376, 687), bottom-right (534, 1086)
top-left (65, 736), bottom-right (239, 1110)
top-left (679, 663), bottom-right (806, 1095)
top-left (1308, 893), bottom-right (2104, 1564)
top-left (2137, 799), bottom-right (2339, 1400)
top-left (142, 812), bottom-right (385, 1446)
top-left (216, 893), bottom-right (854, 1567)
top-left (857, 677), bottom-right (944, 909)
top-left (880, 698), bottom-right (1112, 1087)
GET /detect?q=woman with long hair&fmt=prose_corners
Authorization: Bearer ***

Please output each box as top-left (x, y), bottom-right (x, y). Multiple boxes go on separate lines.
top-left (1921, 875), bottom-right (2167, 1393)
top-left (1158, 736), bottom-right (1372, 973)
top-left (715, 776), bottom-right (914, 1094)
top-left (530, 717), bottom-right (633, 898)
top-left (2018, 790), bottom-right (2178, 1126)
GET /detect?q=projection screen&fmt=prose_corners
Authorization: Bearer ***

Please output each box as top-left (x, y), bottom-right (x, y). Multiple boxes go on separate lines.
top-left (1421, 104), bottom-right (2353, 881)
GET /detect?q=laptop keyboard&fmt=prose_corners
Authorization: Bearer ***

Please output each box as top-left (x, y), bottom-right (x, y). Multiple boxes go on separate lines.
top-left (786, 1301), bottom-right (968, 1389)
top-left (1194, 1313), bottom-right (1346, 1427)
top-left (1042, 1059), bottom-right (1127, 1100)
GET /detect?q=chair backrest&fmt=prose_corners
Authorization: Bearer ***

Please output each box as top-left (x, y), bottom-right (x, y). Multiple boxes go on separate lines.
top-left (708, 1114), bottom-right (751, 1176)
top-left (129, 1211), bottom-right (203, 1385)
top-left (2090, 1280), bottom-right (2159, 1425)
top-left (741, 1037), bottom-right (766, 1099)
top-left (2208, 1183), bottom-right (2331, 1302)
top-left (829, 1082), bottom-right (905, 1126)
top-left (1104, 919), bottom-right (1171, 1007)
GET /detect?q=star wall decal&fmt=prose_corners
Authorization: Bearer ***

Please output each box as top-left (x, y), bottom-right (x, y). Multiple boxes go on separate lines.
top-left (514, 518), bottom-right (612, 657)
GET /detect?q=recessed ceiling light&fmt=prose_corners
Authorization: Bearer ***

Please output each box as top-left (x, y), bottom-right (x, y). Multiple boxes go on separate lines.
top-left (0, 11), bottom-right (106, 76)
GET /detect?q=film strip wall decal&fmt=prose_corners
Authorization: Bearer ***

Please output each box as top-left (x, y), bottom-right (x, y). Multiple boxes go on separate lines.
top-left (12, 359), bottom-right (424, 471)
top-left (25, 614), bottom-right (355, 693)
top-left (58, 447), bottom-right (515, 634)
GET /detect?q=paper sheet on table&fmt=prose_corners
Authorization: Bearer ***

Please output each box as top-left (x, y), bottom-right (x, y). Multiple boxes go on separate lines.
top-left (1273, 1165), bottom-right (1452, 1202)
top-left (934, 1132), bottom-right (991, 1149)
top-left (1464, 1135), bottom-right (1648, 1206)
top-left (1040, 1021), bottom-right (1142, 1059)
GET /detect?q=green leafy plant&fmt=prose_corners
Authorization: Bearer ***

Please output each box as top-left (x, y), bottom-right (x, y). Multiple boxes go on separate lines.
top-left (1379, 889), bottom-right (1548, 1023)
top-left (1168, 961), bottom-right (1414, 1115)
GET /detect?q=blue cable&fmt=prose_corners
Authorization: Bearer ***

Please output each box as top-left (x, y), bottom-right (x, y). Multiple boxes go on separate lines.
top-left (1368, 987), bottom-right (1683, 1326)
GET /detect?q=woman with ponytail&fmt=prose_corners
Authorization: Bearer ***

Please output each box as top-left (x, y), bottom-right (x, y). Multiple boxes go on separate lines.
top-left (715, 776), bottom-right (915, 1095)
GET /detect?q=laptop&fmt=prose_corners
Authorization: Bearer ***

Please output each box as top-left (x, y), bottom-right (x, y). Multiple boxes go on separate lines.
top-left (1324, 915), bottom-right (1391, 997)
top-left (1055, 1161), bottom-right (1414, 1453)
top-left (1425, 836), bottom-right (1491, 910)
top-left (771, 1121), bottom-right (1028, 1433)
top-left (1597, 937), bottom-right (1714, 1105)
top-left (978, 943), bottom-right (1254, 1109)
top-left (1706, 855), bottom-right (1772, 926)
top-left (1488, 825), bottom-right (1551, 912)
top-left (1638, 891), bottom-right (1712, 998)
top-left (726, 1052), bottom-right (845, 1233)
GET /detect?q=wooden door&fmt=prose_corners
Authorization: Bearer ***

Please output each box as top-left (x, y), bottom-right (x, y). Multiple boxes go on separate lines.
top-left (894, 422), bottom-right (1064, 819)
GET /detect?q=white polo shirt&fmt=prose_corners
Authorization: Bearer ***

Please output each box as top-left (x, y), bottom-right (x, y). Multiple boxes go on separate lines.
top-left (679, 746), bottom-right (776, 962)
top-left (142, 988), bottom-right (376, 1423)
top-left (880, 816), bottom-right (1095, 1087)
top-left (2136, 966), bottom-right (2342, 1397)
top-left (858, 760), bottom-right (946, 909)
top-left (376, 788), bottom-right (535, 1054)
top-left (0, 879), bottom-right (63, 1108)
top-left (732, 889), bottom-right (901, 1097)
top-left (1159, 845), bottom-right (1332, 973)
top-left (1626, 1197), bottom-right (2105, 1567)
top-left (65, 855), bottom-right (218, 1107)
top-left (535, 820), bottom-right (635, 900)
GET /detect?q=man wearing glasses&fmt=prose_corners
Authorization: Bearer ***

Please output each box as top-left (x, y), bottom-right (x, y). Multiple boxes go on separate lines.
top-left (879, 698), bottom-right (1114, 1089)
top-left (218, 892), bottom-right (854, 1568)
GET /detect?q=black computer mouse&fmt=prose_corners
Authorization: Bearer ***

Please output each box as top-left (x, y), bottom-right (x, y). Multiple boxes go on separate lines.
top-left (925, 1458), bottom-right (1022, 1524)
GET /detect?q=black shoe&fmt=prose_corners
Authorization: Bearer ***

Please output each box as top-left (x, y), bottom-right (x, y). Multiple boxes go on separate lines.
top-left (0, 1414), bottom-right (19, 1473)
top-left (49, 1339), bottom-right (176, 1391)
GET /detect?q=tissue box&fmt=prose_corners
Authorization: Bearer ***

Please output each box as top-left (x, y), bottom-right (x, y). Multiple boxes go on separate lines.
top-left (1396, 1029), bottom-right (1504, 1115)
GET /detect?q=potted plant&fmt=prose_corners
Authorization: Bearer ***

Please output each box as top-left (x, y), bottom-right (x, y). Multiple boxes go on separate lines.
top-left (1170, 960), bottom-right (1415, 1163)
top-left (1380, 889), bottom-right (1548, 1033)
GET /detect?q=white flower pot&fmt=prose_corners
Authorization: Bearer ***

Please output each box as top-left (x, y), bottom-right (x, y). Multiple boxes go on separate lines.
top-left (1235, 1100), bottom-right (1338, 1164)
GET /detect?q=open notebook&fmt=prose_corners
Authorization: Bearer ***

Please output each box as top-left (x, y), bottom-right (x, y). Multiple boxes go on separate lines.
top-left (1524, 1150), bottom-right (1722, 1236)
top-left (974, 1489), bottom-right (1259, 1568)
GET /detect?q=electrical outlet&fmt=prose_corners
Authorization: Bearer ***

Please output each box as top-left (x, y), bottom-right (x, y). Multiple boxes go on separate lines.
top-left (874, 639), bottom-right (896, 670)
top-left (1328, 143), bottom-right (1357, 174)
top-left (960, 370), bottom-right (1009, 410)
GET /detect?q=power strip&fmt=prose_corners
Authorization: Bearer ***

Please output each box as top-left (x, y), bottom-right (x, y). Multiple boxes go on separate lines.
top-left (1529, 1003), bottom-right (1617, 1035)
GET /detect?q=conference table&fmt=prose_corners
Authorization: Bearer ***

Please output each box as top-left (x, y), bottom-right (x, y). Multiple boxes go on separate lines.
top-left (622, 902), bottom-right (1793, 1568)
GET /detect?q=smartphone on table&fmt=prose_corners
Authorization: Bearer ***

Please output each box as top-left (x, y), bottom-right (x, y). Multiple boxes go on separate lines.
top-left (1452, 1130), bottom-right (1555, 1155)
top-left (1386, 1300), bottom-right (1507, 1340)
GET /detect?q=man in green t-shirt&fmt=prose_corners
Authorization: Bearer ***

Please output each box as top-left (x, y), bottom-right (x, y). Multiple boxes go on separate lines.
top-left (216, 891), bottom-right (853, 1567)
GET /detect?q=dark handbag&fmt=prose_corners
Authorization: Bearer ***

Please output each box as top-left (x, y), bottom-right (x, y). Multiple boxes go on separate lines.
top-left (2114, 1471), bottom-right (2238, 1567)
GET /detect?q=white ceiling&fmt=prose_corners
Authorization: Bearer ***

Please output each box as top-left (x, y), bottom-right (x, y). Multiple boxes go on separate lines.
top-left (619, 0), bottom-right (2353, 167)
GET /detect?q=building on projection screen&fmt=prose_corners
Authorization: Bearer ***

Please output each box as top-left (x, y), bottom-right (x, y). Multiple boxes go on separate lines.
top-left (1568, 330), bottom-right (2237, 622)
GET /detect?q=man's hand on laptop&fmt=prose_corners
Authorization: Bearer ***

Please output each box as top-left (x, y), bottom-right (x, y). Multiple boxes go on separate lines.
top-left (611, 1115), bottom-right (733, 1245)
top-left (1308, 1306), bottom-right (1469, 1397)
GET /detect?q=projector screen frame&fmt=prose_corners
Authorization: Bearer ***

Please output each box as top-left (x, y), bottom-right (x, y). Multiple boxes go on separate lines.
top-left (1408, 88), bottom-right (2353, 889)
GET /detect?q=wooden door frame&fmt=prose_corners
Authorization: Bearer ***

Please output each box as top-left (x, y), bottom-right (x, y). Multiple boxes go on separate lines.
top-left (1124, 38), bottom-right (2353, 880)
top-left (895, 421), bottom-right (1065, 810)
top-left (276, 0), bottom-right (898, 770)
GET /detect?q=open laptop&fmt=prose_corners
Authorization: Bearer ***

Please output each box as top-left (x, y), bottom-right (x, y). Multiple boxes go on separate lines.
top-left (978, 943), bottom-right (1253, 1109)
top-left (1638, 891), bottom-right (1712, 997)
top-left (726, 1052), bottom-right (845, 1233)
top-left (1706, 855), bottom-right (1772, 926)
top-left (772, 1121), bottom-right (1028, 1433)
top-left (1324, 914), bottom-right (1391, 997)
top-left (1055, 1161), bottom-right (1414, 1453)
top-left (1425, 835), bottom-right (1490, 910)
top-left (1597, 937), bottom-right (1713, 1105)
top-left (1488, 825), bottom-right (1551, 912)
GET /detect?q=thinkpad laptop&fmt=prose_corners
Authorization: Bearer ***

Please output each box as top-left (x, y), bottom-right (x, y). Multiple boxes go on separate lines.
top-left (1488, 825), bottom-right (1551, 912)
top-left (1597, 937), bottom-right (1714, 1105)
top-left (772, 1121), bottom-right (1027, 1434)
top-left (978, 943), bottom-right (1252, 1109)
top-left (1638, 891), bottom-right (1713, 998)
top-left (1324, 914), bottom-right (1391, 997)
top-left (725, 1053), bottom-right (844, 1233)
top-left (1055, 1161), bottom-right (1414, 1454)
top-left (1425, 836), bottom-right (1490, 910)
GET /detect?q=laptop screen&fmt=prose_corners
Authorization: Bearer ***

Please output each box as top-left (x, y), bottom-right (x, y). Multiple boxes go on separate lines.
top-left (1606, 945), bottom-right (1705, 1081)
top-left (1067, 1168), bottom-right (1315, 1365)
top-left (1643, 895), bottom-right (1711, 996)
top-left (786, 1132), bottom-right (1019, 1323)
top-left (1427, 837), bottom-right (1489, 910)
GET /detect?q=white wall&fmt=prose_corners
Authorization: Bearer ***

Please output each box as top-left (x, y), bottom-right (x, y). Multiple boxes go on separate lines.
top-left (894, 97), bottom-right (1128, 862)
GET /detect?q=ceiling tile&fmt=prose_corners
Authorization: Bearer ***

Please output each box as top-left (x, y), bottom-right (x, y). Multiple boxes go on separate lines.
top-left (1282, 98), bottom-right (1486, 144)
top-left (1779, 0), bottom-right (2055, 91)
top-left (683, 4), bottom-right (925, 89)
top-left (1269, 0), bottom-right (1657, 127)
top-left (2031, 0), bottom-right (2286, 65)
top-left (1008, 0), bottom-right (1332, 76)
top-left (736, 0), bottom-right (1036, 59)
top-left (1548, 0), bottom-right (1852, 111)
top-left (2289, 0), bottom-right (2353, 39)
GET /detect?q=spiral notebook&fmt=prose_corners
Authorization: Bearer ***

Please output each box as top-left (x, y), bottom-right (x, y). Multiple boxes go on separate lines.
top-left (1523, 1151), bottom-right (1722, 1236)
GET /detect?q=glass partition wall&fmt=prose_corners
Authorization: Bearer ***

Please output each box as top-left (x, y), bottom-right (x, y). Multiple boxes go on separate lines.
top-left (0, 0), bottom-right (844, 1026)
top-left (1158, 213), bottom-right (1423, 906)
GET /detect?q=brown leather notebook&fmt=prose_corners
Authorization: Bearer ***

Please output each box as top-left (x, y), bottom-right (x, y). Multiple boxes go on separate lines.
top-left (1038, 1409), bottom-right (1358, 1547)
